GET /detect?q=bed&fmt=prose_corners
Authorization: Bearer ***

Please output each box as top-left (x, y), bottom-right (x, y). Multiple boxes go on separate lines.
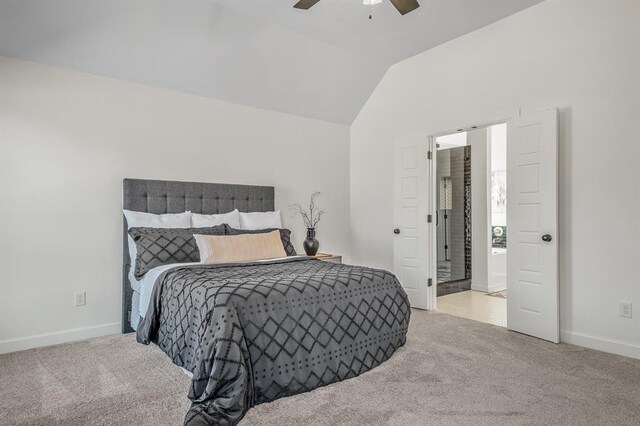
top-left (123, 178), bottom-right (411, 425)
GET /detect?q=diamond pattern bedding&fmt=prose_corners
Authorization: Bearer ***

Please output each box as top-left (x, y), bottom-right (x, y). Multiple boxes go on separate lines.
top-left (136, 258), bottom-right (410, 425)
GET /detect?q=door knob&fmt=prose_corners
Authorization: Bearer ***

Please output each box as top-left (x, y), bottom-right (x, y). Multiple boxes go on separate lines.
top-left (393, 228), bottom-right (400, 235)
top-left (542, 234), bottom-right (552, 242)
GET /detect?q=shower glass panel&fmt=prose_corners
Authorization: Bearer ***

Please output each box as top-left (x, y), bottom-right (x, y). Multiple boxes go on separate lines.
top-left (436, 145), bottom-right (471, 285)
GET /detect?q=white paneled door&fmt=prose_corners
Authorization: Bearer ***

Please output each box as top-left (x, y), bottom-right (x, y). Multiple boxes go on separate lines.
top-left (507, 109), bottom-right (559, 343)
top-left (393, 137), bottom-right (430, 309)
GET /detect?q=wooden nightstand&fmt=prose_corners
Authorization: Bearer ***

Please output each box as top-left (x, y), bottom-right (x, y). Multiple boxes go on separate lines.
top-left (313, 253), bottom-right (342, 264)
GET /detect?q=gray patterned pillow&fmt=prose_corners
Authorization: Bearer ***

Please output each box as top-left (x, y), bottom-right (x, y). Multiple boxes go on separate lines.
top-left (129, 225), bottom-right (228, 278)
top-left (226, 227), bottom-right (297, 256)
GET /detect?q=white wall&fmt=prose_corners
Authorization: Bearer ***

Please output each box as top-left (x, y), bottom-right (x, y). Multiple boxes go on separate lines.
top-left (0, 57), bottom-right (351, 353)
top-left (469, 128), bottom-right (491, 293)
top-left (351, 0), bottom-right (640, 358)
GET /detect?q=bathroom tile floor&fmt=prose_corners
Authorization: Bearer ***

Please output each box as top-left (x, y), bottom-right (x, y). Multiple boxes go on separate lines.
top-left (437, 290), bottom-right (507, 328)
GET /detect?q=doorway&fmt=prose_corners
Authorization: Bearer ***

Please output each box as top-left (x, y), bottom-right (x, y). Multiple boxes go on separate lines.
top-left (392, 109), bottom-right (559, 342)
top-left (435, 124), bottom-right (508, 328)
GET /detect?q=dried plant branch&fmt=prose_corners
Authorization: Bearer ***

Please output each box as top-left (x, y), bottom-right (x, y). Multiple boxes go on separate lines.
top-left (289, 203), bottom-right (312, 228)
top-left (312, 209), bottom-right (324, 228)
top-left (289, 192), bottom-right (325, 229)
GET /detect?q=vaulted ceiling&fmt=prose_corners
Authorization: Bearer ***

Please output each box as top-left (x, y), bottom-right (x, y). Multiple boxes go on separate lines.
top-left (0, 0), bottom-right (544, 124)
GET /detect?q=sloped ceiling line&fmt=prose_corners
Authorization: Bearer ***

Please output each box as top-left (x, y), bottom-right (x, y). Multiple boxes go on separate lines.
top-left (0, 0), bottom-right (544, 124)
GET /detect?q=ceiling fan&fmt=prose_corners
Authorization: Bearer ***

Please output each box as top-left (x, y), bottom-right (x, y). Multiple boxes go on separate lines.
top-left (293, 0), bottom-right (420, 16)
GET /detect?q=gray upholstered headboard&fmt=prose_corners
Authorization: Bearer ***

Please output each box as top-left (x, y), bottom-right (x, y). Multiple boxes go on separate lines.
top-left (122, 178), bottom-right (275, 333)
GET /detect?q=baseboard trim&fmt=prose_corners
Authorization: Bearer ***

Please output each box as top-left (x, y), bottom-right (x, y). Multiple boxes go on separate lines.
top-left (471, 283), bottom-right (489, 293)
top-left (0, 322), bottom-right (121, 355)
top-left (4, 322), bottom-right (638, 361)
top-left (561, 329), bottom-right (640, 360)
top-left (471, 284), bottom-right (506, 294)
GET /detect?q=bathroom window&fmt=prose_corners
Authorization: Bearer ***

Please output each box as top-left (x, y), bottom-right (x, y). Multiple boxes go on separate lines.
top-left (491, 123), bottom-right (507, 249)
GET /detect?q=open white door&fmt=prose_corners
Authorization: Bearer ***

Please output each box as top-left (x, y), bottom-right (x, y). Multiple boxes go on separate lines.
top-left (393, 137), bottom-right (430, 309)
top-left (507, 109), bottom-right (559, 343)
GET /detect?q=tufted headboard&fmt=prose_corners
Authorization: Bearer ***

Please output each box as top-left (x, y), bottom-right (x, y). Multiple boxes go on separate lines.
top-left (122, 178), bottom-right (275, 333)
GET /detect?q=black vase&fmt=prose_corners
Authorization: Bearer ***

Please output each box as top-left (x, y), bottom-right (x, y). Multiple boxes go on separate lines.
top-left (303, 228), bottom-right (320, 256)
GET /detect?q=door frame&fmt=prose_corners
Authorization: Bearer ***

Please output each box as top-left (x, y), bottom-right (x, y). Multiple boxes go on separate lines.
top-left (427, 117), bottom-right (510, 311)
top-left (427, 136), bottom-right (436, 310)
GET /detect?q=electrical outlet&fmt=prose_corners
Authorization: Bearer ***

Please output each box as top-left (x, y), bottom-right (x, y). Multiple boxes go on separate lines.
top-left (75, 291), bottom-right (86, 307)
top-left (619, 302), bottom-right (632, 319)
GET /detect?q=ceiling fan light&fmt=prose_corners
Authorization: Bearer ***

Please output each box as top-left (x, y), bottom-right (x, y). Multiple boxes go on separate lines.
top-left (363, 0), bottom-right (382, 5)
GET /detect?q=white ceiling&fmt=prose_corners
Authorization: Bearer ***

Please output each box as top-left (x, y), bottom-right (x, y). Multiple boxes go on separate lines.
top-left (0, 0), bottom-right (544, 124)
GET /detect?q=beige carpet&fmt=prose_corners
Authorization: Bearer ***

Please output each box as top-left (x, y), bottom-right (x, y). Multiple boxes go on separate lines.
top-left (2, 311), bottom-right (639, 425)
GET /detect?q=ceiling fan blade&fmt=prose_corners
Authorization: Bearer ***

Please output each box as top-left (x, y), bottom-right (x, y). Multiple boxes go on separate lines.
top-left (293, 0), bottom-right (321, 10)
top-left (389, 0), bottom-right (420, 15)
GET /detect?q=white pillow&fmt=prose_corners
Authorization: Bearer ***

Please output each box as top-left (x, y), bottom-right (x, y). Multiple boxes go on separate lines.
top-left (124, 210), bottom-right (192, 230)
top-left (123, 210), bottom-right (192, 286)
top-left (239, 211), bottom-right (282, 230)
top-left (191, 209), bottom-right (240, 228)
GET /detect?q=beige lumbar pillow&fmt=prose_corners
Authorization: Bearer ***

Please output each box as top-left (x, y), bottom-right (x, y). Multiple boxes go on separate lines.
top-left (194, 230), bottom-right (287, 264)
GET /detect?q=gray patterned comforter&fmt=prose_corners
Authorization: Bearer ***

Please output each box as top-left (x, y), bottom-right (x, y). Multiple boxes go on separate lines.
top-left (137, 257), bottom-right (410, 425)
